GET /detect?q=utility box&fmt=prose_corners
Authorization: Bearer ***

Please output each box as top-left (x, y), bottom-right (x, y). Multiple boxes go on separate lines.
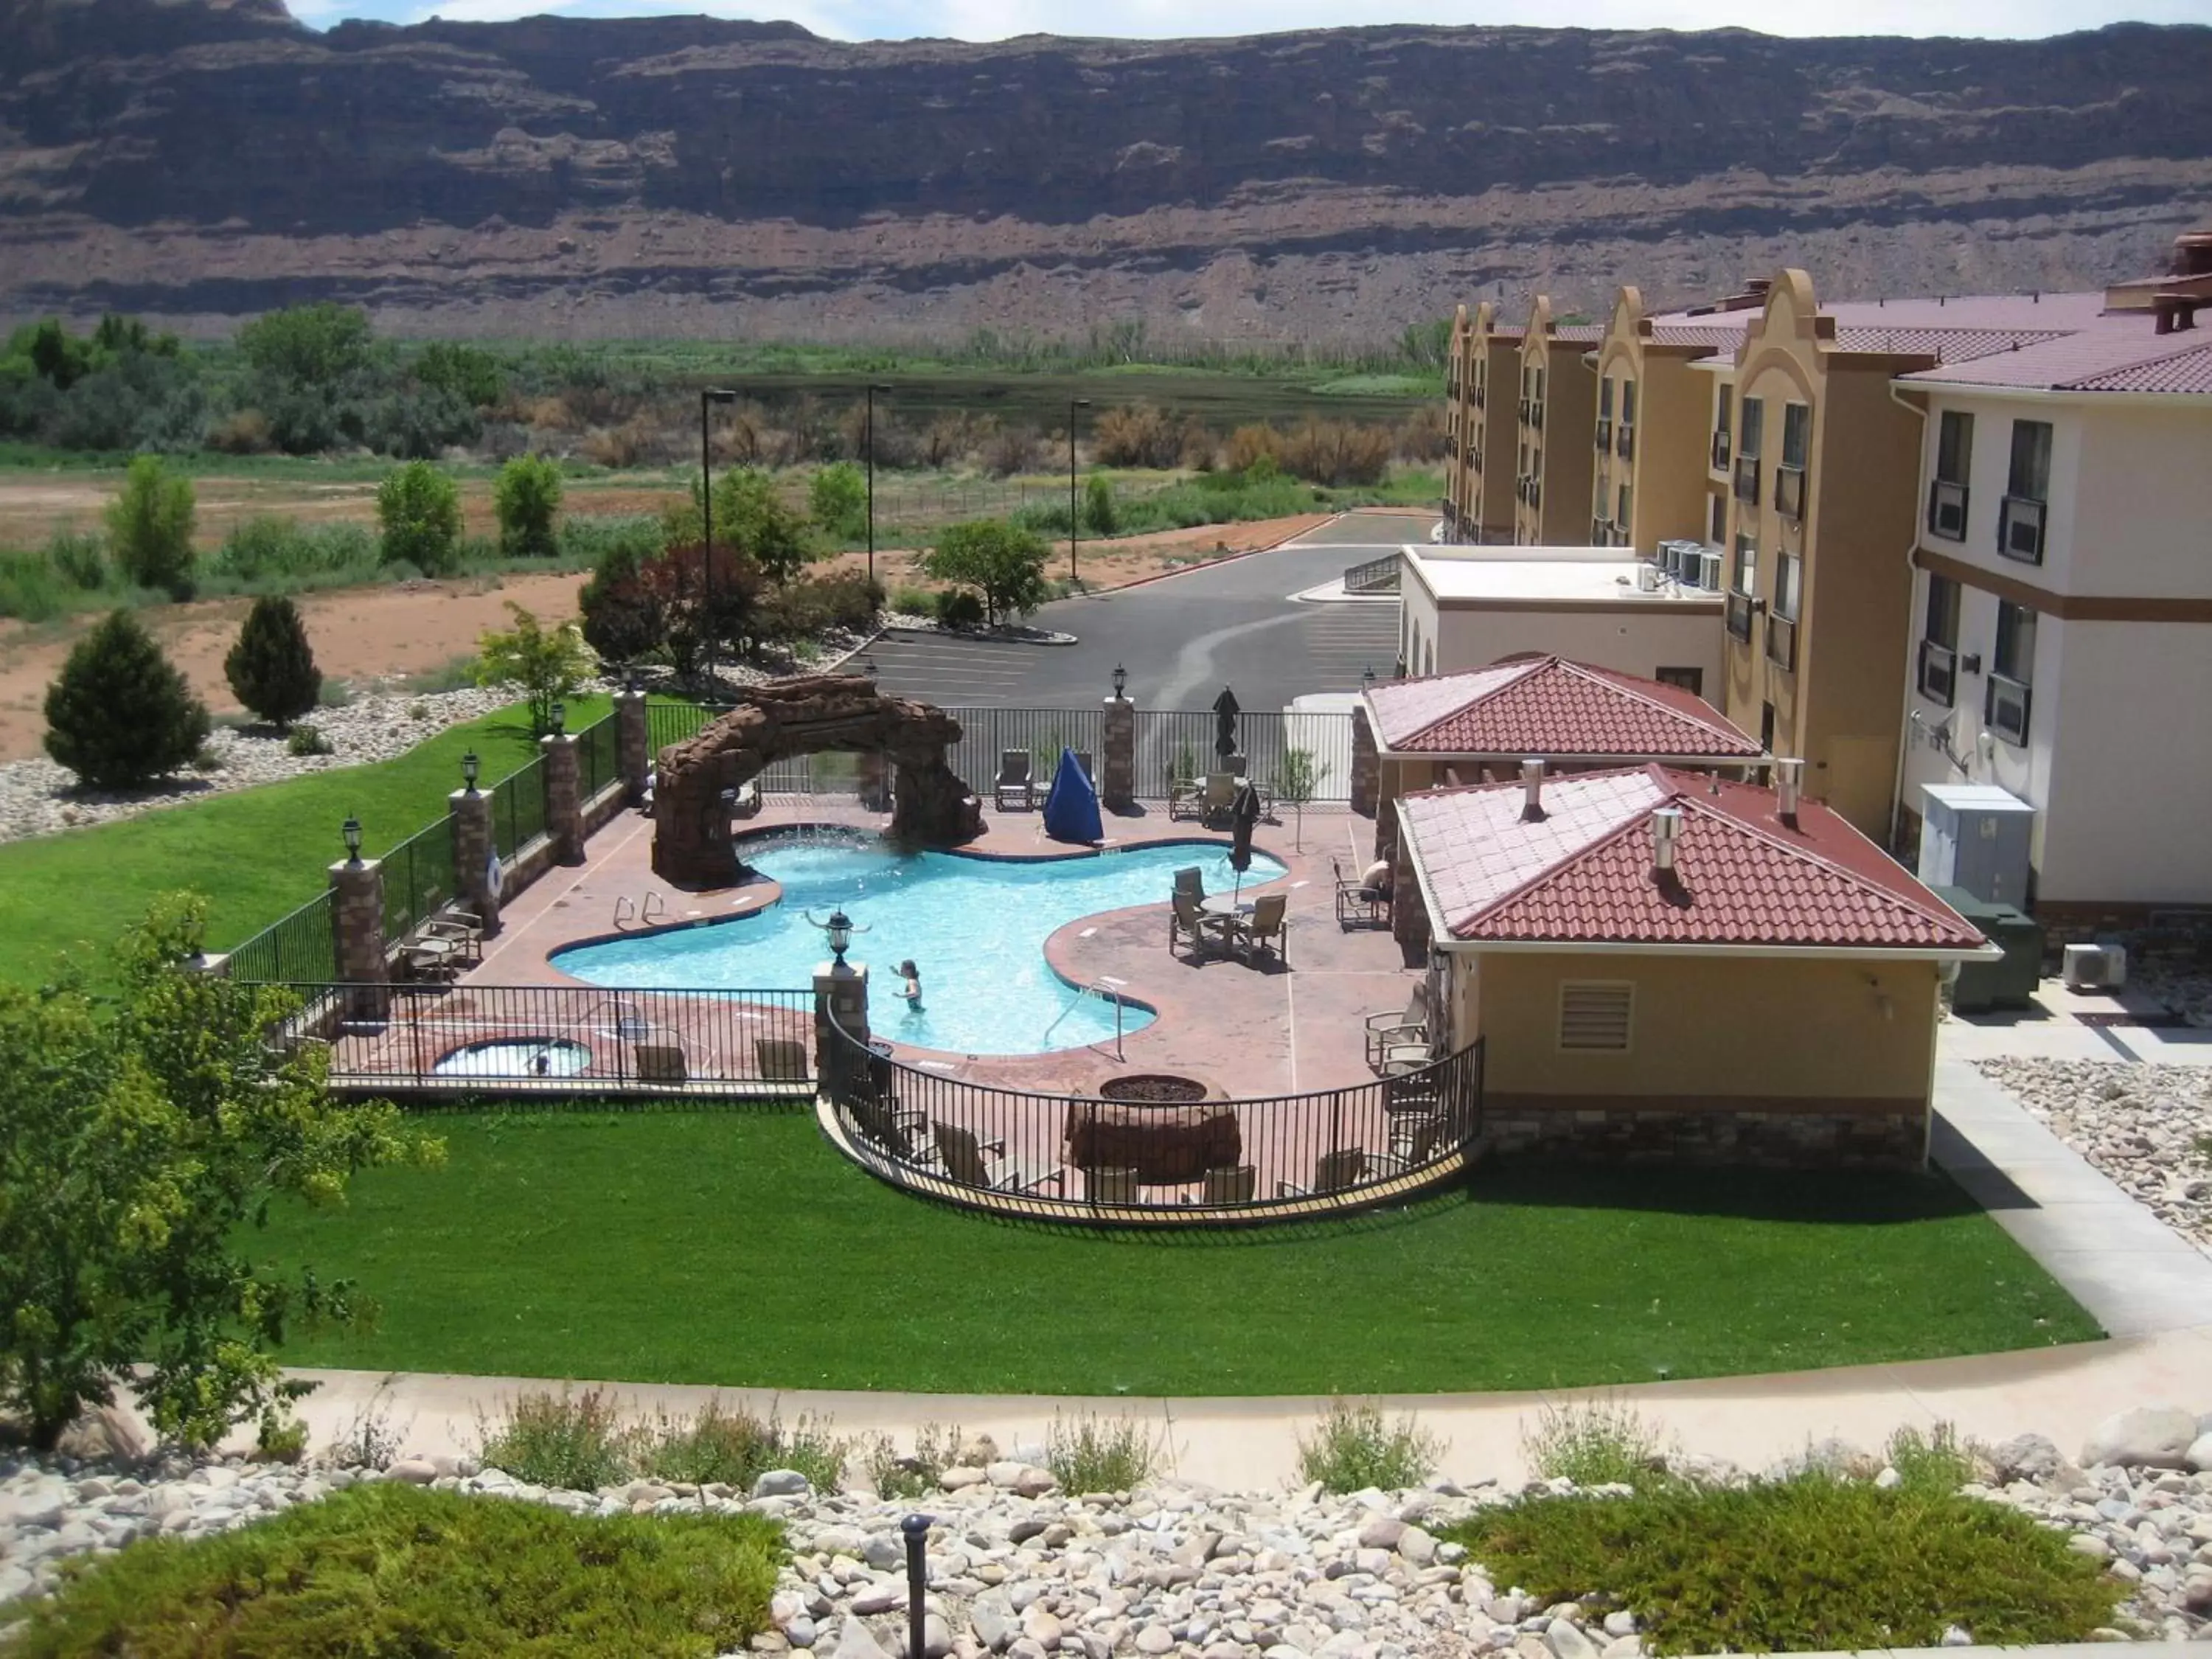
top-left (1918, 784), bottom-right (2035, 908)
top-left (1938, 885), bottom-right (2044, 1013)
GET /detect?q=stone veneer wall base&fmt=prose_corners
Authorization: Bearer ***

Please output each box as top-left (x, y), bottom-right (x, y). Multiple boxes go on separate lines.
top-left (1481, 1095), bottom-right (1926, 1169)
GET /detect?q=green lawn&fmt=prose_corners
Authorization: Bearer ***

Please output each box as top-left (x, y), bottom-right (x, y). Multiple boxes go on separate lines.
top-left (252, 1110), bottom-right (2101, 1396)
top-left (0, 694), bottom-right (609, 985)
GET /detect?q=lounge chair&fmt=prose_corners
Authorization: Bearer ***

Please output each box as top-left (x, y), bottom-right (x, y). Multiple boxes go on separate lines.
top-left (1276, 1149), bottom-right (1368, 1199)
top-left (1231, 891), bottom-right (1288, 964)
top-left (848, 1085), bottom-right (928, 1161)
top-left (420, 911), bottom-right (484, 961)
top-left (1332, 858), bottom-right (1390, 929)
top-left (994, 751), bottom-right (1037, 811)
top-left (1203, 1164), bottom-right (1256, 1205)
top-left (1200, 773), bottom-right (1238, 826)
top-left (1085, 1166), bottom-right (1141, 1204)
top-left (1363, 983), bottom-right (1431, 1075)
top-left (634, 1042), bottom-right (689, 1084)
top-left (933, 1122), bottom-right (1062, 1195)
top-left (1168, 773), bottom-right (1206, 820)
top-left (1374, 1116), bottom-right (1447, 1178)
top-left (1169, 889), bottom-right (1234, 959)
top-left (1172, 866), bottom-right (1204, 902)
top-left (755, 1036), bottom-right (812, 1083)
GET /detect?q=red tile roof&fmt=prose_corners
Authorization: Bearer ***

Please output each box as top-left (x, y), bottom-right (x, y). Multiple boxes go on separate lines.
top-left (1899, 323), bottom-right (2212, 396)
top-left (1398, 765), bottom-right (1986, 953)
top-left (1366, 655), bottom-right (1764, 759)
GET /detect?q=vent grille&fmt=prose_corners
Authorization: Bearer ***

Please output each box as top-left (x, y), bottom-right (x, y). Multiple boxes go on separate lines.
top-left (1559, 981), bottom-right (1634, 1052)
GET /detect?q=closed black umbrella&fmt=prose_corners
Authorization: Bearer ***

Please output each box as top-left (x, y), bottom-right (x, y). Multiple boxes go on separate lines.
top-left (1228, 781), bottom-right (1261, 899)
top-left (1212, 686), bottom-right (1241, 763)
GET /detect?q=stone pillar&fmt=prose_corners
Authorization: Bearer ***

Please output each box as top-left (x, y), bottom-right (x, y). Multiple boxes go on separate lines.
top-left (186, 952), bottom-right (232, 978)
top-left (329, 857), bottom-right (389, 1020)
top-left (1391, 827), bottom-right (1429, 959)
top-left (1101, 696), bottom-right (1135, 811)
top-left (1350, 704), bottom-right (1380, 818)
top-left (542, 733), bottom-right (583, 864)
top-left (813, 961), bottom-right (870, 1099)
top-left (614, 689), bottom-right (650, 804)
top-left (450, 787), bottom-right (501, 937)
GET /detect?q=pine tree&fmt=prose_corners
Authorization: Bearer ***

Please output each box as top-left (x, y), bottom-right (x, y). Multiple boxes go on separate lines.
top-left (45, 610), bottom-right (210, 788)
top-left (223, 594), bottom-right (321, 728)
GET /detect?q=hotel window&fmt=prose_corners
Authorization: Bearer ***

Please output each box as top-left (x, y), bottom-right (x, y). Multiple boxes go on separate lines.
top-left (1711, 389), bottom-right (1732, 470)
top-left (1708, 493), bottom-right (1727, 544)
top-left (1767, 551), bottom-right (1801, 670)
top-left (1725, 532), bottom-right (1757, 642)
top-left (1616, 379), bottom-right (1637, 459)
top-left (1928, 410), bottom-right (1972, 540)
top-left (1989, 599), bottom-right (2037, 744)
top-left (2000, 420), bottom-right (2052, 563)
top-left (1777, 403), bottom-right (1810, 519)
top-left (1596, 377), bottom-right (1614, 452)
top-left (1917, 572), bottom-right (1960, 707)
top-left (1616, 483), bottom-right (1632, 533)
top-left (1733, 397), bottom-right (1764, 504)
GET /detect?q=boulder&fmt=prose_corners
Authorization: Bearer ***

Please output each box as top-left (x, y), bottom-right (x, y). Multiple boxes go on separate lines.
top-left (1987, 1433), bottom-right (2065, 1485)
top-left (2186, 1430), bottom-right (2212, 1474)
top-left (1543, 1618), bottom-right (1599, 1659)
top-left (55, 1404), bottom-right (150, 1464)
top-left (2080, 1407), bottom-right (2199, 1470)
top-left (754, 1470), bottom-right (813, 1498)
top-left (834, 1618), bottom-right (894, 1659)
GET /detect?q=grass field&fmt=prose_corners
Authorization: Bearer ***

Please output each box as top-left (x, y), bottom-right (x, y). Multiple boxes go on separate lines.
top-left (249, 1110), bottom-right (2100, 1397)
top-left (0, 695), bottom-right (592, 984)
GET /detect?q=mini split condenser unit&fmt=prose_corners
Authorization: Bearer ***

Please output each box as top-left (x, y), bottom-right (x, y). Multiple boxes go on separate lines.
top-left (2062, 943), bottom-right (2128, 992)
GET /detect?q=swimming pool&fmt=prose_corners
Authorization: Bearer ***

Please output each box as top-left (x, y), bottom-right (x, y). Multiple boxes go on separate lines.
top-left (553, 832), bottom-right (1288, 1054)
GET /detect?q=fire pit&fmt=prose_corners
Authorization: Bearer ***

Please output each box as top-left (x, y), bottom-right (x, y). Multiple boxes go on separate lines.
top-left (1096, 1073), bottom-right (1209, 1104)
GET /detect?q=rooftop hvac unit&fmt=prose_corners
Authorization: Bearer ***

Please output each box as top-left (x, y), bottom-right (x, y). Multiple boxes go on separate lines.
top-left (2062, 942), bottom-right (2127, 992)
top-left (1697, 549), bottom-right (1726, 591)
top-left (1658, 538), bottom-right (1700, 580)
top-left (1918, 783), bottom-right (2034, 908)
top-left (1637, 563), bottom-right (1664, 593)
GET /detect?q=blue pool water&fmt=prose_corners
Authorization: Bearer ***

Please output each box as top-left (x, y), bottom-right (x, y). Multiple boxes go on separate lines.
top-left (554, 833), bottom-right (1288, 1054)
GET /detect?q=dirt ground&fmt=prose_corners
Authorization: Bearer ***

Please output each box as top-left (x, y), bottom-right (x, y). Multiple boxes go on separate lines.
top-left (0, 509), bottom-right (1342, 761)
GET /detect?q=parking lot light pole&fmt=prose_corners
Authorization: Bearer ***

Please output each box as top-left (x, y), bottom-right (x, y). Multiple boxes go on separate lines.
top-left (866, 382), bottom-right (894, 589)
top-left (700, 387), bottom-right (738, 682)
top-left (1068, 397), bottom-right (1092, 585)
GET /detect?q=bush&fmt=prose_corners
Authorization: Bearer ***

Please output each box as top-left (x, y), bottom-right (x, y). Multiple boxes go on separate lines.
top-left (981, 420), bottom-right (1045, 477)
top-left (105, 453), bottom-right (196, 596)
top-left (809, 461), bottom-right (867, 540)
top-left (1046, 1414), bottom-right (1160, 1494)
top-left (1082, 473), bottom-right (1120, 535)
top-left (375, 461), bottom-right (462, 575)
top-left (475, 603), bottom-right (597, 736)
top-left (44, 610), bottom-right (211, 787)
top-left (887, 583), bottom-right (935, 617)
top-left (755, 571), bottom-right (883, 641)
top-left (223, 594), bottom-right (321, 728)
top-left (479, 1385), bottom-right (633, 1490)
top-left (285, 723), bottom-right (334, 757)
top-left (921, 518), bottom-right (1049, 626)
top-left (636, 1401), bottom-right (847, 1492)
top-left (1441, 1472), bottom-right (2120, 1656)
top-left (7, 1481), bottom-right (781, 1659)
top-left (1090, 402), bottom-right (1186, 469)
top-left (558, 512), bottom-right (664, 570)
top-left (493, 453), bottom-right (564, 560)
top-left (933, 586), bottom-right (984, 629)
top-left (1885, 1421), bottom-right (1980, 1494)
top-left (0, 551), bottom-right (67, 622)
top-left (1520, 1397), bottom-right (1674, 1488)
top-left (210, 518), bottom-right (378, 584)
top-left (866, 1423), bottom-right (963, 1500)
top-left (1279, 418), bottom-right (1394, 487)
top-left (206, 407), bottom-right (274, 455)
top-left (1295, 1399), bottom-right (1442, 1493)
top-left (48, 530), bottom-right (108, 591)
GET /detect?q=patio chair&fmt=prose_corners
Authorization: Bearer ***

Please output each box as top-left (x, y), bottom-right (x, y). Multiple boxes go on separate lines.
top-left (1169, 889), bottom-right (1234, 959)
top-left (933, 1122), bottom-right (1063, 1196)
top-left (1202, 1164), bottom-right (1256, 1205)
top-left (1231, 892), bottom-right (1288, 964)
top-left (1332, 858), bottom-right (1390, 930)
top-left (420, 911), bottom-right (484, 964)
top-left (755, 1036), bottom-right (812, 1083)
top-left (994, 750), bottom-right (1037, 811)
top-left (399, 937), bottom-right (463, 983)
top-left (634, 1042), bottom-right (689, 1084)
top-left (1374, 1116), bottom-right (1447, 1178)
top-left (1200, 772), bottom-right (1238, 826)
top-left (1085, 1165), bottom-right (1141, 1204)
top-left (1276, 1149), bottom-right (1368, 1199)
top-left (848, 1086), bottom-right (928, 1161)
top-left (1172, 866), bottom-right (1205, 902)
top-left (1168, 773), bottom-right (1206, 821)
top-left (1363, 983), bottom-right (1431, 1075)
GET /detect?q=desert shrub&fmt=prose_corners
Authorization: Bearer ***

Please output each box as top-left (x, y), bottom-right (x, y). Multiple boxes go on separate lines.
top-left (47, 530), bottom-right (108, 591)
top-left (1520, 1397), bottom-right (1674, 1488)
top-left (328, 1382), bottom-right (408, 1470)
top-left (0, 552), bottom-right (67, 622)
top-left (630, 1398), bottom-right (847, 1491)
top-left (211, 517), bottom-right (378, 585)
top-left (206, 407), bottom-right (275, 455)
top-left (479, 1386), bottom-right (633, 1490)
top-left (866, 1423), bottom-right (963, 1500)
top-left (6, 1482), bottom-right (780, 1659)
top-left (105, 453), bottom-right (196, 596)
top-left (1295, 1398), bottom-right (1442, 1493)
top-left (933, 588), bottom-right (985, 629)
top-left (1046, 1415), bottom-right (1160, 1494)
top-left (375, 461), bottom-right (462, 575)
top-left (1222, 423), bottom-right (1283, 474)
top-left (254, 1413), bottom-right (309, 1464)
top-left (285, 723), bottom-right (334, 757)
top-left (223, 595), bottom-right (321, 728)
top-left (1885, 1421), bottom-right (1979, 1494)
top-left (1397, 403), bottom-right (1449, 462)
top-left (44, 610), bottom-right (210, 787)
top-left (368, 383), bottom-right (481, 459)
top-left (580, 417), bottom-right (655, 470)
top-left (1441, 1472), bottom-right (2120, 1656)
top-left (1091, 402), bottom-right (1183, 469)
top-left (558, 512), bottom-right (664, 570)
top-left (887, 583), bottom-right (935, 617)
top-left (414, 341), bottom-right (506, 408)
top-left (981, 420), bottom-right (1046, 478)
top-left (1082, 473), bottom-right (1119, 535)
top-left (1280, 418), bottom-right (1394, 486)
top-left (493, 453), bottom-right (564, 560)
top-left (919, 411), bottom-right (985, 469)
top-left (809, 461), bottom-right (867, 539)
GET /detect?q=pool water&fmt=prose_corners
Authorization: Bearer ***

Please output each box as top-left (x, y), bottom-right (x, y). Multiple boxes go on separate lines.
top-left (434, 1037), bottom-right (593, 1078)
top-left (554, 834), bottom-right (1288, 1054)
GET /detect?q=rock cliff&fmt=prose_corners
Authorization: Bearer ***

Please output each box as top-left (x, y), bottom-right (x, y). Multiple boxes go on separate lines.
top-left (3, 0), bottom-right (2208, 338)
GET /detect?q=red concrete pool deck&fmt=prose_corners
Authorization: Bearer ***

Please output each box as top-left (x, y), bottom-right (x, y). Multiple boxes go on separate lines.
top-left (468, 797), bottom-right (1416, 1098)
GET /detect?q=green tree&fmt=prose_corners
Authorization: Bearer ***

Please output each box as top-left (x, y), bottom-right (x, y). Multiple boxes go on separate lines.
top-left (44, 610), bottom-right (210, 787)
top-left (1083, 473), bottom-right (1119, 536)
top-left (236, 302), bottom-right (373, 389)
top-left (105, 454), bottom-right (197, 596)
top-left (808, 462), bottom-right (867, 540)
top-left (920, 519), bottom-right (1050, 627)
top-left (414, 341), bottom-right (504, 408)
top-left (476, 602), bottom-right (598, 735)
top-left (376, 461), bottom-right (462, 574)
top-left (709, 467), bottom-right (813, 584)
top-left (223, 594), bottom-right (321, 728)
top-left (0, 895), bottom-right (437, 1451)
top-left (1270, 746), bottom-right (1329, 851)
top-left (493, 454), bottom-right (564, 561)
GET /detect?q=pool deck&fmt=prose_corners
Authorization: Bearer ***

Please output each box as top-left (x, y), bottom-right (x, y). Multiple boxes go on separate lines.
top-left (467, 797), bottom-right (1416, 1099)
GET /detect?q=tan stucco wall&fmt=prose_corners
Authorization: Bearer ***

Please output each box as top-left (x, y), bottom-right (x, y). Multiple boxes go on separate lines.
top-left (1462, 950), bottom-right (1940, 1106)
top-left (1592, 303), bottom-right (1724, 558)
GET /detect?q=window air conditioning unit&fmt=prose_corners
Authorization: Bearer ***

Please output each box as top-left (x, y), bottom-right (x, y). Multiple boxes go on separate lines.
top-left (1697, 549), bottom-right (1726, 591)
top-left (1637, 562), bottom-right (1665, 593)
top-left (2062, 942), bottom-right (2127, 992)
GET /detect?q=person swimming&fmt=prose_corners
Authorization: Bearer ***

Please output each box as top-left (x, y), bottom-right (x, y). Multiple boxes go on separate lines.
top-left (897, 959), bottom-right (923, 1009)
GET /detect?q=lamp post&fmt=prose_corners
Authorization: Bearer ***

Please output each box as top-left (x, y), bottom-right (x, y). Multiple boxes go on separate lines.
top-left (461, 750), bottom-right (481, 794)
top-left (1112, 662), bottom-right (1127, 700)
top-left (1068, 397), bottom-right (1093, 585)
top-left (865, 382), bottom-right (893, 589)
top-left (700, 387), bottom-right (739, 683)
top-left (550, 701), bottom-right (566, 737)
top-left (341, 813), bottom-right (364, 867)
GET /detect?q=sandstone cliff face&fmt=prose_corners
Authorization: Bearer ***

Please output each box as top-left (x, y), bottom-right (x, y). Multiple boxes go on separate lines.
top-left (2, 0), bottom-right (2208, 338)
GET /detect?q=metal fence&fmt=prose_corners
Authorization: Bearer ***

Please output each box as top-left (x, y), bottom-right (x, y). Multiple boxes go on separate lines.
top-left (227, 889), bottom-right (338, 985)
top-left (820, 1004), bottom-right (1484, 1225)
top-left (577, 711), bottom-right (621, 803)
top-left (265, 983), bottom-right (817, 1098)
top-left (379, 819), bottom-right (461, 944)
top-left (644, 702), bottom-right (1352, 802)
top-left (492, 755), bottom-right (549, 860)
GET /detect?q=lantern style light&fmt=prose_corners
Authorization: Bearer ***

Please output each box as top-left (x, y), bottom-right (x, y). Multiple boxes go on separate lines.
top-left (461, 750), bottom-right (481, 793)
top-left (1362, 664), bottom-right (1377, 692)
top-left (1112, 663), bottom-right (1128, 699)
top-left (825, 908), bottom-right (854, 965)
top-left (550, 702), bottom-right (566, 737)
top-left (341, 813), bottom-right (364, 866)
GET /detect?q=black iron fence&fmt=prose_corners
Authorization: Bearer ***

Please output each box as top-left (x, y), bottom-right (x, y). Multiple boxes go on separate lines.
top-left (227, 889), bottom-right (338, 985)
top-left (577, 711), bottom-right (621, 803)
top-left (820, 1004), bottom-right (1483, 1223)
top-left (492, 754), bottom-right (549, 860)
top-left (263, 982), bottom-right (816, 1097)
top-left (380, 820), bottom-right (460, 944)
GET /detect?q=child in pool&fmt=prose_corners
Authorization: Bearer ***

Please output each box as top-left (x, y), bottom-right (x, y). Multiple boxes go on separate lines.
top-left (897, 959), bottom-right (923, 1009)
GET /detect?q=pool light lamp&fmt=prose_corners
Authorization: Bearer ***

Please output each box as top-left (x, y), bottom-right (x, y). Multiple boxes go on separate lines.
top-left (461, 749), bottom-right (481, 793)
top-left (825, 908), bottom-right (854, 965)
top-left (341, 813), bottom-right (364, 866)
top-left (1112, 662), bottom-right (1127, 700)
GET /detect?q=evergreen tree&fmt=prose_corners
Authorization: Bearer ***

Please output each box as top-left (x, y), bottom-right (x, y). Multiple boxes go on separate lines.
top-left (223, 594), bottom-right (321, 728)
top-left (44, 610), bottom-right (210, 788)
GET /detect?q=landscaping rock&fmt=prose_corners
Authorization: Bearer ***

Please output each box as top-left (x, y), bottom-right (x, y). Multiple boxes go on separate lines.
top-left (835, 1618), bottom-right (895, 1659)
top-left (386, 1458), bottom-right (439, 1486)
top-left (2187, 1432), bottom-right (2212, 1475)
top-left (1543, 1617), bottom-right (1599, 1659)
top-left (2081, 1408), bottom-right (2200, 1470)
top-left (1989, 1433), bottom-right (2066, 1485)
top-left (754, 1470), bottom-right (813, 1499)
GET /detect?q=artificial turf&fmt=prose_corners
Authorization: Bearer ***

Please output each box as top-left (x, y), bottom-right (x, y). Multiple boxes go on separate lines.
top-left (251, 1108), bottom-right (2101, 1396)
